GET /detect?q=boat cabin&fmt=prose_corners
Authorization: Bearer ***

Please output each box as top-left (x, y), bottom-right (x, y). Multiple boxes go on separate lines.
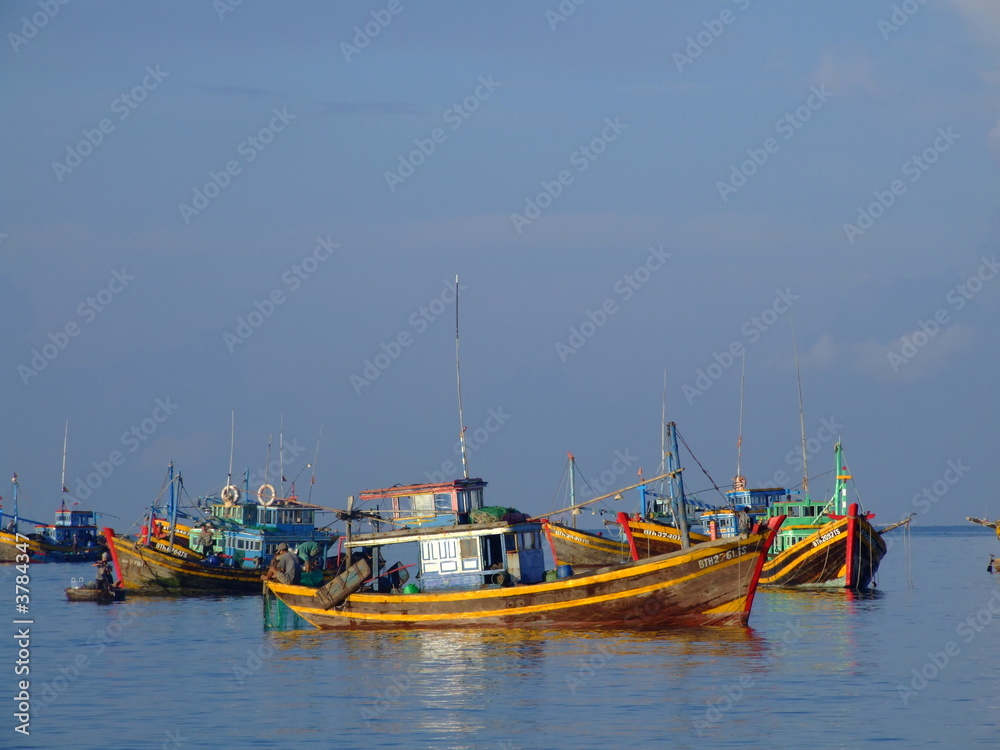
top-left (36, 505), bottom-right (99, 547)
top-left (348, 520), bottom-right (546, 591)
top-left (210, 502), bottom-right (317, 532)
top-left (358, 478), bottom-right (487, 527)
top-left (348, 478), bottom-right (544, 591)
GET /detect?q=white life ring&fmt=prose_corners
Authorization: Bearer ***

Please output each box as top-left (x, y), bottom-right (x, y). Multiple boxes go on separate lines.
top-left (221, 485), bottom-right (241, 507)
top-left (258, 483), bottom-right (276, 506)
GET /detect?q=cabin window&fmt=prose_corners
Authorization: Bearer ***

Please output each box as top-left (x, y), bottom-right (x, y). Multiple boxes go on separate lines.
top-left (434, 493), bottom-right (452, 513)
top-left (804, 506), bottom-right (815, 517)
top-left (519, 532), bottom-right (538, 550)
top-left (395, 496), bottom-right (413, 515)
top-left (460, 489), bottom-right (484, 512)
top-left (413, 493), bottom-right (435, 514)
top-left (459, 538), bottom-right (478, 559)
top-left (788, 506), bottom-right (801, 517)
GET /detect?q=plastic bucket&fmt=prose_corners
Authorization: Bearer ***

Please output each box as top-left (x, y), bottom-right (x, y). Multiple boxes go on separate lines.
top-left (402, 583), bottom-right (421, 594)
top-left (556, 564), bottom-right (574, 579)
top-left (544, 570), bottom-right (558, 582)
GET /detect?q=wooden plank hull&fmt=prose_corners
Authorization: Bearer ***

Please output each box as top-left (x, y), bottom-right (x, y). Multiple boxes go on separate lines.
top-left (0, 530), bottom-right (103, 563)
top-left (65, 586), bottom-right (126, 603)
top-left (110, 535), bottom-right (274, 595)
top-left (266, 523), bottom-right (782, 630)
top-left (759, 515), bottom-right (886, 589)
top-left (544, 520), bottom-right (710, 568)
top-left (109, 534), bottom-right (338, 595)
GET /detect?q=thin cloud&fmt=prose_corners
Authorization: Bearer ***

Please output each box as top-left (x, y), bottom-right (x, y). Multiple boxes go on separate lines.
top-left (316, 101), bottom-right (423, 116)
top-left (813, 52), bottom-right (879, 97)
top-left (196, 85), bottom-right (285, 99)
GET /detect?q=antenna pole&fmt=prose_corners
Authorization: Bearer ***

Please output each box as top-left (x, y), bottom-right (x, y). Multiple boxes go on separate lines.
top-left (227, 410), bottom-right (235, 488)
top-left (791, 316), bottom-right (809, 495)
top-left (61, 419), bottom-right (69, 495)
top-left (660, 370), bottom-right (667, 500)
top-left (568, 453), bottom-right (577, 529)
top-left (737, 352), bottom-right (745, 477)
top-left (455, 275), bottom-right (470, 479)
top-left (307, 425), bottom-right (322, 503)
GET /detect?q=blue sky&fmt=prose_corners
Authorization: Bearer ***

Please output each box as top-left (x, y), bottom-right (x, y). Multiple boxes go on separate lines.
top-left (2, 0), bottom-right (998, 532)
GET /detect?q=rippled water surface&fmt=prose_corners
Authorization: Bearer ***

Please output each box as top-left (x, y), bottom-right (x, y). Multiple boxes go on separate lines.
top-left (2, 527), bottom-right (998, 749)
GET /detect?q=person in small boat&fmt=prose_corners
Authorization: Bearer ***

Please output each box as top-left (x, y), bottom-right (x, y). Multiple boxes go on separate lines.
top-left (261, 542), bottom-right (302, 585)
top-left (92, 552), bottom-right (114, 592)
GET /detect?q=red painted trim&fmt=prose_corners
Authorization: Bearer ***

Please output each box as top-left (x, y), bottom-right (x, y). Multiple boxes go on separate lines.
top-left (102, 527), bottom-right (124, 586)
top-left (542, 520), bottom-right (560, 566)
top-left (617, 512), bottom-right (639, 562)
top-left (743, 515), bottom-right (786, 616)
top-left (844, 503), bottom-right (858, 589)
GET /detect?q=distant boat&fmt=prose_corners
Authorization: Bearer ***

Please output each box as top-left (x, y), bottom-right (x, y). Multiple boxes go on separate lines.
top-left (265, 476), bottom-right (786, 629)
top-left (966, 517), bottom-right (999, 573)
top-left (108, 462), bottom-right (339, 595)
top-left (702, 442), bottom-right (890, 590)
top-left (0, 474), bottom-right (104, 563)
top-left (543, 425), bottom-right (711, 568)
top-left (966, 516), bottom-right (1000, 538)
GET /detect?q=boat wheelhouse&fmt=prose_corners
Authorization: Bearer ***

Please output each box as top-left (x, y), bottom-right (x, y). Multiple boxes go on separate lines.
top-left (111, 462), bottom-right (339, 594)
top-left (349, 477), bottom-right (545, 589)
top-left (34, 502), bottom-right (101, 550)
top-left (358, 477), bottom-right (487, 529)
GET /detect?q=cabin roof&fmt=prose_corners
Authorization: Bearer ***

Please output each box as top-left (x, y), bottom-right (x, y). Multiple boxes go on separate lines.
top-left (345, 519), bottom-right (539, 548)
top-left (358, 477), bottom-right (487, 502)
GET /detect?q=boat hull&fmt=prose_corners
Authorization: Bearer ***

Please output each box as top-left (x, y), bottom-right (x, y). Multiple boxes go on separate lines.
top-left (110, 535), bottom-right (276, 595)
top-left (760, 515), bottom-right (886, 589)
top-left (65, 586), bottom-right (126, 603)
top-left (544, 520), bottom-right (710, 568)
top-left (0, 530), bottom-right (103, 563)
top-left (266, 523), bottom-right (781, 630)
top-left (109, 534), bottom-right (337, 595)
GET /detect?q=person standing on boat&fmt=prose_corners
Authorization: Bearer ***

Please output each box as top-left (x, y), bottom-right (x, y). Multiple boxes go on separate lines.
top-left (296, 540), bottom-right (321, 572)
top-left (197, 525), bottom-right (215, 556)
top-left (92, 552), bottom-right (114, 592)
top-left (261, 542), bottom-right (302, 585)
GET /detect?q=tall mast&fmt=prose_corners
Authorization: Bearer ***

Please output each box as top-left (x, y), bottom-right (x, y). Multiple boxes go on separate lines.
top-left (279, 414), bottom-right (285, 499)
top-left (11, 473), bottom-right (19, 530)
top-left (568, 452), bottom-right (578, 529)
top-left (455, 274), bottom-right (470, 479)
top-left (60, 419), bottom-right (69, 496)
top-left (659, 369), bottom-right (667, 503)
top-left (167, 461), bottom-right (178, 551)
top-left (667, 422), bottom-right (690, 549)
top-left (307, 424), bottom-right (322, 504)
top-left (790, 316), bottom-right (809, 495)
top-left (227, 410), bottom-right (235, 490)
top-left (736, 353), bottom-right (745, 478)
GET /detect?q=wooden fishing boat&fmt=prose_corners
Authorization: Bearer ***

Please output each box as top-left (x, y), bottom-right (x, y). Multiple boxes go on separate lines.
top-left (966, 518), bottom-right (999, 572)
top-left (0, 474), bottom-right (104, 563)
top-left (966, 516), bottom-right (1000, 539)
top-left (109, 463), bottom-right (339, 595)
top-left (265, 476), bottom-right (786, 629)
top-left (702, 443), bottom-right (889, 590)
top-left (543, 426), bottom-right (712, 569)
top-left (65, 585), bottom-right (126, 603)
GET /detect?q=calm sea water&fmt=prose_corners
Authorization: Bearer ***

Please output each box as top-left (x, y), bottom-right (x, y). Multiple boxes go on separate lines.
top-left (2, 526), bottom-right (998, 749)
